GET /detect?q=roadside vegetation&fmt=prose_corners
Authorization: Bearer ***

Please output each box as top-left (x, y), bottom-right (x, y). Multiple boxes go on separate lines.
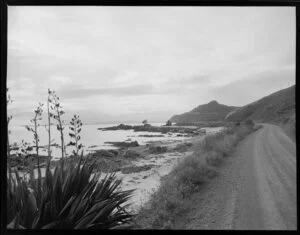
top-left (281, 114), bottom-right (295, 142)
top-left (134, 120), bottom-right (262, 229)
top-left (6, 89), bottom-right (134, 229)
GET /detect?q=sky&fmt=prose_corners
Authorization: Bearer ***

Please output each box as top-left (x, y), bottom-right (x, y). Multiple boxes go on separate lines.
top-left (7, 6), bottom-right (295, 125)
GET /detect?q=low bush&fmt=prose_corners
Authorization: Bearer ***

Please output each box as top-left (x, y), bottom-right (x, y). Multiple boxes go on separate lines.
top-left (213, 134), bottom-right (237, 156)
top-left (172, 155), bottom-right (217, 188)
top-left (134, 178), bottom-right (186, 229)
top-left (173, 143), bottom-right (190, 152)
top-left (244, 119), bottom-right (255, 127)
top-left (197, 131), bottom-right (237, 156)
top-left (204, 150), bottom-right (223, 166)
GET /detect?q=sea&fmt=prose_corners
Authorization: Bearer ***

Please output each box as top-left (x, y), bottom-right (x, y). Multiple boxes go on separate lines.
top-left (9, 122), bottom-right (210, 159)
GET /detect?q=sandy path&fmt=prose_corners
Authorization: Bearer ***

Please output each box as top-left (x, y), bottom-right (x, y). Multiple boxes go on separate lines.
top-left (233, 123), bottom-right (296, 230)
top-left (182, 123), bottom-right (296, 230)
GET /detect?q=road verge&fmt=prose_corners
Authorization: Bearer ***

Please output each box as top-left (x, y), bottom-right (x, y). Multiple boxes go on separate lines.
top-left (133, 121), bottom-right (262, 229)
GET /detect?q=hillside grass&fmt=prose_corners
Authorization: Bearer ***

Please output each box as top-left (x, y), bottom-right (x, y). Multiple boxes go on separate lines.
top-left (133, 121), bottom-right (262, 229)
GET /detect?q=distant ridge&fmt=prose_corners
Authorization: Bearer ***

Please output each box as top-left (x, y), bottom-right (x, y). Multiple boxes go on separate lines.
top-left (170, 100), bottom-right (239, 123)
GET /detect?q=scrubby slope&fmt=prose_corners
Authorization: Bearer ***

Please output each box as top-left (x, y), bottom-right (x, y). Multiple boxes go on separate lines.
top-left (226, 85), bottom-right (295, 140)
top-left (226, 85), bottom-right (295, 123)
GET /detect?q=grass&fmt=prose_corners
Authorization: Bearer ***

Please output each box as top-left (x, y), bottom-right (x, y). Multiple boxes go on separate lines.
top-left (134, 121), bottom-right (261, 229)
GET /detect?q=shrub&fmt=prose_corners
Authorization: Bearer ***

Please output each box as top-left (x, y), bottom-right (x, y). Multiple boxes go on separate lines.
top-left (135, 178), bottom-right (185, 229)
top-left (245, 119), bottom-right (254, 125)
top-left (198, 132), bottom-right (224, 152)
top-left (172, 155), bottom-right (217, 189)
top-left (7, 154), bottom-right (134, 229)
top-left (148, 145), bottom-right (168, 154)
top-left (173, 143), bottom-right (189, 152)
top-left (235, 125), bottom-right (252, 140)
top-left (214, 134), bottom-right (237, 156)
top-left (204, 151), bottom-right (223, 166)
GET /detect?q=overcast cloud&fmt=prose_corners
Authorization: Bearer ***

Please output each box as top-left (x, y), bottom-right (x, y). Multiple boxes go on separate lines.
top-left (7, 6), bottom-right (295, 125)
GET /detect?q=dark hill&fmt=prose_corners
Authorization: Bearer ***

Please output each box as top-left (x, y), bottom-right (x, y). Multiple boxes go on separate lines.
top-left (170, 100), bottom-right (239, 123)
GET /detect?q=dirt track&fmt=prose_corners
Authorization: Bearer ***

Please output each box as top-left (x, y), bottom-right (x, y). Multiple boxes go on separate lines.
top-left (181, 124), bottom-right (296, 230)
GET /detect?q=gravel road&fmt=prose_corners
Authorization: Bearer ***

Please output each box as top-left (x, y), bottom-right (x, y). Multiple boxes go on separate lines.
top-left (182, 123), bottom-right (296, 230)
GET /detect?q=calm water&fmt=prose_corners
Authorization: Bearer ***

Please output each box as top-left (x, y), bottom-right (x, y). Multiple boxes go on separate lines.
top-left (9, 123), bottom-right (192, 159)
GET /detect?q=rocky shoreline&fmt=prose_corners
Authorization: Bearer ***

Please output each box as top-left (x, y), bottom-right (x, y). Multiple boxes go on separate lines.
top-left (98, 123), bottom-right (204, 136)
top-left (8, 133), bottom-right (209, 213)
top-left (9, 139), bottom-right (195, 174)
top-left (9, 122), bottom-right (223, 175)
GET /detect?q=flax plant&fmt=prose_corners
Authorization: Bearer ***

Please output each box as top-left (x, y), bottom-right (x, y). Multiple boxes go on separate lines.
top-left (7, 89), bottom-right (135, 229)
top-left (25, 102), bottom-right (44, 203)
top-left (44, 89), bottom-right (54, 159)
top-left (7, 153), bottom-right (134, 229)
top-left (17, 140), bottom-right (30, 180)
top-left (50, 91), bottom-right (66, 170)
top-left (68, 115), bottom-right (83, 157)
